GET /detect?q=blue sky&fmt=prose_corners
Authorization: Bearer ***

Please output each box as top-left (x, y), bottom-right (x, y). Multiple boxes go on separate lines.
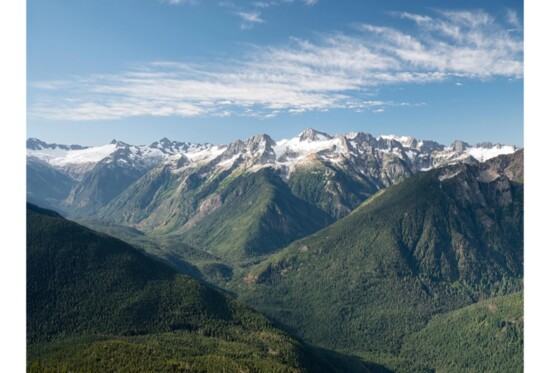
top-left (27, 0), bottom-right (523, 146)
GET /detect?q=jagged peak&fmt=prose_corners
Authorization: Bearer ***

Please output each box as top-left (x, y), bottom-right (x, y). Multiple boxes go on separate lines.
top-left (26, 138), bottom-right (87, 151)
top-left (298, 128), bottom-right (332, 142)
top-left (245, 134), bottom-right (276, 147)
top-left (150, 137), bottom-right (182, 149)
top-left (449, 140), bottom-right (471, 153)
top-left (26, 138), bottom-right (49, 150)
top-left (109, 139), bottom-right (130, 147)
top-left (378, 134), bottom-right (417, 147)
top-left (416, 139), bottom-right (445, 152)
top-left (345, 131), bottom-right (372, 139)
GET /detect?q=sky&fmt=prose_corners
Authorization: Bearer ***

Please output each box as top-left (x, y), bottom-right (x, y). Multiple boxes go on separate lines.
top-left (27, 0), bottom-right (524, 147)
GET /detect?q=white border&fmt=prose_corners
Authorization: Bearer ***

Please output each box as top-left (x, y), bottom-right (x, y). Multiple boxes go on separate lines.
top-left (3, 0), bottom-right (543, 371)
top-left (0, 0), bottom-right (26, 371)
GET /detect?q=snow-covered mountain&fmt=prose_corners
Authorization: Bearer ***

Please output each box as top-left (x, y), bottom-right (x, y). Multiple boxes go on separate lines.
top-left (27, 138), bottom-right (221, 179)
top-left (27, 129), bottom-right (519, 220)
top-left (166, 128), bottom-right (517, 185)
top-left (27, 130), bottom-right (516, 179)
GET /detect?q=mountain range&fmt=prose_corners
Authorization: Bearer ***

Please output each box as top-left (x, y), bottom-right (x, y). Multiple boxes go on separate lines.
top-left (27, 129), bottom-right (517, 258)
top-left (27, 129), bottom-right (516, 217)
top-left (26, 129), bottom-right (523, 372)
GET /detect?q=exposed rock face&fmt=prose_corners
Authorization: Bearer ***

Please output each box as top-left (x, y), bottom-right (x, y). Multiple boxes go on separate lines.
top-left (27, 129), bottom-right (520, 225)
top-left (482, 148), bottom-right (524, 182)
top-left (182, 194), bottom-right (223, 230)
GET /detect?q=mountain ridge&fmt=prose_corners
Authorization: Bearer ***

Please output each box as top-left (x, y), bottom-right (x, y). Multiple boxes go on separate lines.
top-left (27, 129), bottom-right (521, 260)
top-left (232, 151), bottom-right (523, 361)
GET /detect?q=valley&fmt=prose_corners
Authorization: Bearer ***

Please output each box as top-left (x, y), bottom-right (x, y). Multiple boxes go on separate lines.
top-left (26, 129), bottom-right (523, 372)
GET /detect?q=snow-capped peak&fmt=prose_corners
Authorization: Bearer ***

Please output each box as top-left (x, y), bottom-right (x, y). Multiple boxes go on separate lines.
top-left (298, 128), bottom-right (332, 142)
top-left (109, 139), bottom-right (130, 147)
top-left (26, 137), bottom-right (221, 178)
top-left (27, 130), bottom-right (520, 182)
top-left (378, 134), bottom-right (418, 148)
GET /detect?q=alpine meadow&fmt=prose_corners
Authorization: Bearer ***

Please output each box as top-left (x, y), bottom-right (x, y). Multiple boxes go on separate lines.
top-left (26, 1), bottom-right (524, 372)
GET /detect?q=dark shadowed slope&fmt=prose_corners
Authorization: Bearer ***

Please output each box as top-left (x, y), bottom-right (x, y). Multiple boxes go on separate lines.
top-left (27, 203), bottom-right (375, 372)
top-left (27, 157), bottom-right (74, 211)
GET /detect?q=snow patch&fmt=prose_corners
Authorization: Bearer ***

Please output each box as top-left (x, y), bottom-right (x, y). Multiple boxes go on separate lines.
top-left (185, 145), bottom-right (225, 163)
top-left (465, 146), bottom-right (516, 162)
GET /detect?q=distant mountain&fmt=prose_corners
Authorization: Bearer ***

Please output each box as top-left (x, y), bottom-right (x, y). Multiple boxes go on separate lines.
top-left (63, 147), bottom-right (157, 214)
top-left (27, 130), bottom-right (519, 259)
top-left (26, 138), bottom-right (87, 151)
top-left (234, 151), bottom-right (523, 366)
top-left (27, 130), bottom-right (517, 219)
top-left (27, 156), bottom-right (75, 210)
top-left (26, 137), bottom-right (221, 213)
top-left (26, 137), bottom-right (219, 180)
top-left (27, 203), bottom-right (363, 372)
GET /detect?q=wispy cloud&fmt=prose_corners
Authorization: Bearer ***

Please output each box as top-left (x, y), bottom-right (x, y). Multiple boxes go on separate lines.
top-left (303, 0), bottom-right (318, 6)
top-left (222, 0), bottom-right (317, 29)
top-left (29, 80), bottom-right (71, 90)
top-left (163, 0), bottom-right (199, 5)
top-left (251, 1), bottom-right (275, 8)
top-left (235, 10), bottom-right (265, 29)
top-left (356, 9), bottom-right (523, 77)
top-left (29, 9), bottom-right (522, 121)
top-left (505, 9), bottom-right (522, 30)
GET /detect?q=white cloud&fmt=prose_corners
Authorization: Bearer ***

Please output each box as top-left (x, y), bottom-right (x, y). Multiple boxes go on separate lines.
top-left (357, 10), bottom-right (523, 77)
top-left (505, 9), bottom-right (522, 30)
top-left (30, 80), bottom-right (71, 90)
top-left (29, 9), bottom-right (522, 121)
top-left (235, 10), bottom-right (265, 29)
top-left (252, 1), bottom-right (275, 8)
top-left (303, 0), bottom-right (317, 6)
top-left (164, 0), bottom-right (198, 5)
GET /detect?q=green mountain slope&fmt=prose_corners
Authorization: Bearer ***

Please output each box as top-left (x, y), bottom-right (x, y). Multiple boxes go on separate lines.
top-left (26, 203), bottom-right (360, 372)
top-left (99, 163), bottom-right (208, 232)
top-left (180, 168), bottom-right (334, 260)
top-left (233, 159), bottom-right (523, 363)
top-left (401, 292), bottom-right (523, 372)
top-left (102, 166), bottom-right (333, 262)
top-left (287, 161), bottom-right (380, 219)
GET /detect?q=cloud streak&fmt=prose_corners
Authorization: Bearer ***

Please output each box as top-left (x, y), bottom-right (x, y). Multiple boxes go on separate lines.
top-left (236, 10), bottom-right (265, 29)
top-left (303, 0), bottom-right (318, 6)
top-left (30, 9), bottom-right (522, 121)
top-left (163, 0), bottom-right (198, 5)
